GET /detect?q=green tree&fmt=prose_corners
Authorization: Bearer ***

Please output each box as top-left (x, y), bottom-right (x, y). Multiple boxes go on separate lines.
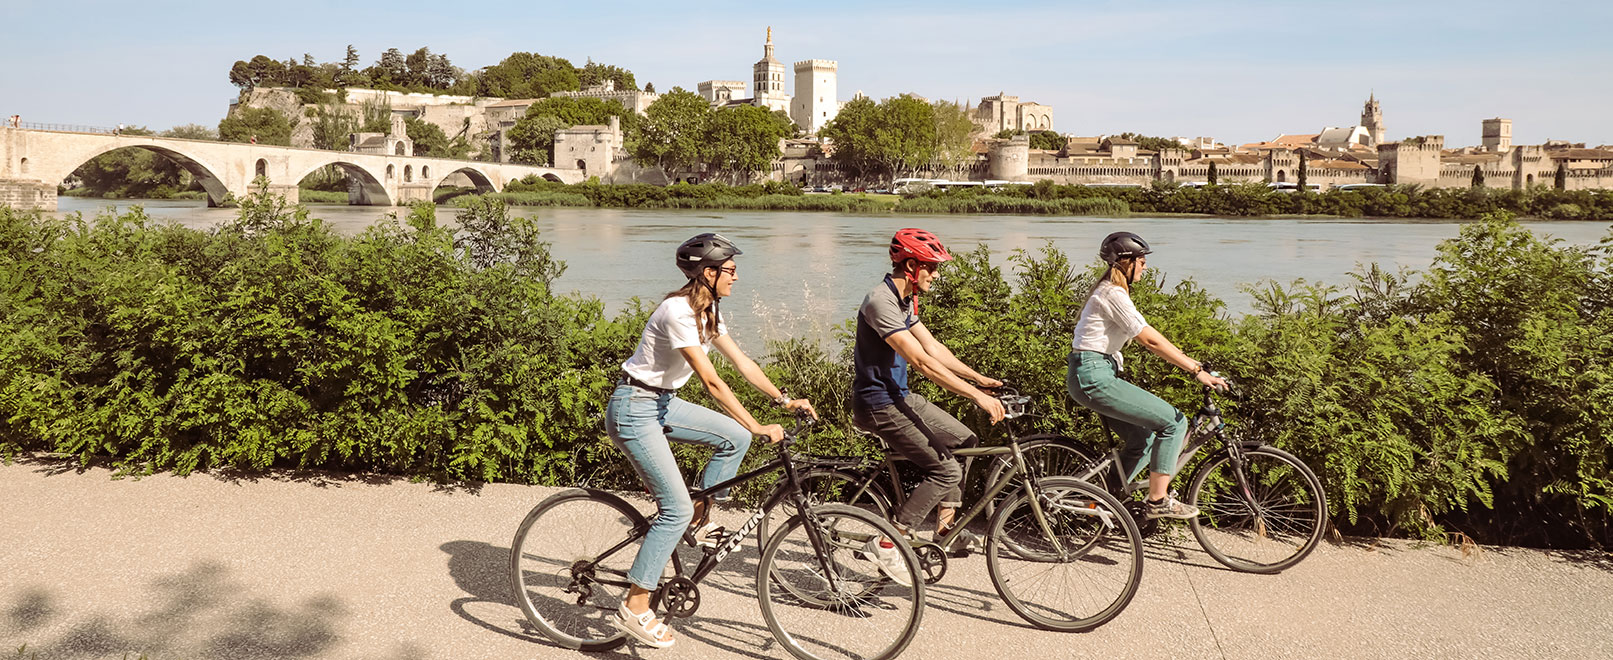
top-left (1208, 161), bottom-right (1219, 185)
top-left (340, 45), bottom-right (360, 86)
top-left (1028, 130), bottom-right (1065, 151)
top-left (161, 124), bottom-right (217, 141)
top-left (478, 52), bottom-right (580, 98)
top-left (635, 88), bottom-right (711, 175)
top-left (874, 96), bottom-right (937, 176)
top-left (70, 127), bottom-right (194, 198)
top-left (644, 82), bottom-right (655, 94)
top-left (931, 100), bottom-right (977, 169)
top-left (1555, 163), bottom-right (1567, 191)
top-left (819, 95), bottom-right (879, 179)
top-left (993, 129), bottom-right (1017, 139)
top-left (506, 115), bottom-right (568, 165)
top-left (577, 59), bottom-right (637, 90)
top-left (218, 107), bottom-right (295, 146)
top-left (367, 48), bottom-right (408, 88)
top-left (1116, 132), bottom-right (1182, 153)
top-left (705, 105), bottom-right (792, 181)
top-left (228, 55), bottom-right (287, 90)
top-left (1297, 151), bottom-right (1309, 192)
top-left (405, 116), bottom-right (469, 159)
top-left (310, 104), bottom-right (359, 151)
top-left (1472, 164), bottom-right (1485, 188)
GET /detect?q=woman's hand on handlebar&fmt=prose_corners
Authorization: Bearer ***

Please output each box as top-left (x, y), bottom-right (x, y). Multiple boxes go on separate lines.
top-left (754, 423), bottom-right (786, 444)
top-left (1196, 370), bottom-right (1229, 391)
top-left (783, 397), bottom-right (819, 420)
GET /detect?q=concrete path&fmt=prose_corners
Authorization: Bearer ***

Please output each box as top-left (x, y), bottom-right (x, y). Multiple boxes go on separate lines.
top-left (3, 458), bottom-right (1610, 660)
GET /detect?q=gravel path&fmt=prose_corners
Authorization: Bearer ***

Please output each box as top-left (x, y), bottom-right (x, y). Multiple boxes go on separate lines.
top-left (3, 459), bottom-right (1610, 659)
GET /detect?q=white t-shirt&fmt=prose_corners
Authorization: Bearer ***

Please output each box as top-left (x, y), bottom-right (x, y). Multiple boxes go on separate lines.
top-left (622, 296), bottom-right (728, 390)
top-left (1071, 281), bottom-right (1149, 370)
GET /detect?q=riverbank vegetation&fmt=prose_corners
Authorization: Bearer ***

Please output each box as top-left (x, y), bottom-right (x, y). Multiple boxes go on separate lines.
top-left (458, 178), bottom-right (893, 213)
top-left (2, 189), bottom-right (1609, 548)
top-left (909, 180), bottom-right (1613, 220)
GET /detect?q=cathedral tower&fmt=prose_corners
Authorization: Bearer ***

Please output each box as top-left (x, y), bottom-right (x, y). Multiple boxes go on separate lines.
top-left (752, 27), bottom-right (791, 113)
top-left (1361, 93), bottom-right (1384, 146)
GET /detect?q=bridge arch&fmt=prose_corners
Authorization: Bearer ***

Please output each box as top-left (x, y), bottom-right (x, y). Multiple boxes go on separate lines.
top-left (45, 143), bottom-right (232, 207)
top-left (290, 159), bottom-right (391, 206)
top-left (429, 166), bottom-right (498, 194)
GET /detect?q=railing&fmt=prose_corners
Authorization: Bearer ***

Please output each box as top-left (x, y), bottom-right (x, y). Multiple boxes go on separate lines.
top-left (11, 122), bottom-right (117, 134)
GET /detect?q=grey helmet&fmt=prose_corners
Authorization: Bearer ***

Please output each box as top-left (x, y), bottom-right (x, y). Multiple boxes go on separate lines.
top-left (1099, 231), bottom-right (1152, 265)
top-left (676, 232), bottom-right (743, 279)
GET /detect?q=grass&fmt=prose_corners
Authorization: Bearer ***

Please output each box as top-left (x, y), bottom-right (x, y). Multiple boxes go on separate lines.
top-left (296, 188), bottom-right (350, 204)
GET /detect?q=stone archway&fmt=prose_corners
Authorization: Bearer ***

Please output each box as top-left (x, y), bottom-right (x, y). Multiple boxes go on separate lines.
top-left (48, 144), bottom-right (232, 207)
top-left (292, 160), bottom-right (390, 205)
top-left (541, 173), bottom-right (563, 183)
top-left (255, 158), bottom-right (267, 178)
top-left (1276, 170), bottom-right (1287, 183)
top-left (437, 167), bottom-right (497, 195)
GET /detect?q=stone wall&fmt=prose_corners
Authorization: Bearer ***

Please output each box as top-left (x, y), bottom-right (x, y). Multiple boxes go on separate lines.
top-left (0, 178), bottom-right (55, 211)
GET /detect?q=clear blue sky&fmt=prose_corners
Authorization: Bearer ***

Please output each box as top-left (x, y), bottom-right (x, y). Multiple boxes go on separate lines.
top-left (3, 0), bottom-right (1608, 146)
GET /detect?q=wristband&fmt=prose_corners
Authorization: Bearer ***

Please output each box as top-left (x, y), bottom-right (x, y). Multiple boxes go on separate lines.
top-left (773, 388), bottom-right (791, 407)
top-left (1189, 363), bottom-right (1203, 376)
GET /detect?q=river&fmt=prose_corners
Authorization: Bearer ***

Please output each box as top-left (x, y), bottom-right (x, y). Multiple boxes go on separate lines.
top-left (53, 197), bottom-right (1613, 350)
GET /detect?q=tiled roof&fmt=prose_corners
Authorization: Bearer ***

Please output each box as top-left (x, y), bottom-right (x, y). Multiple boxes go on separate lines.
top-left (1273, 133), bottom-right (1320, 146)
top-left (1310, 159), bottom-right (1369, 171)
top-left (1553, 148), bottom-right (1613, 160)
top-left (486, 98), bottom-right (540, 107)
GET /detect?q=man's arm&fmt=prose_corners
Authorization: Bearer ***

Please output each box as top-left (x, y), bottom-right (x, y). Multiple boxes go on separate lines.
top-left (907, 322), bottom-right (999, 387)
top-left (886, 329), bottom-right (1005, 423)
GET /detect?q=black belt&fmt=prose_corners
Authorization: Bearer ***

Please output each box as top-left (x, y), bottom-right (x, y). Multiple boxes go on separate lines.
top-left (619, 373), bottom-right (674, 395)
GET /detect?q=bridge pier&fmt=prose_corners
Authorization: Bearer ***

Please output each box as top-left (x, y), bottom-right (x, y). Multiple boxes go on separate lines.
top-left (0, 178), bottom-right (55, 211)
top-left (261, 183), bottom-right (299, 206)
top-left (396, 183), bottom-right (435, 205)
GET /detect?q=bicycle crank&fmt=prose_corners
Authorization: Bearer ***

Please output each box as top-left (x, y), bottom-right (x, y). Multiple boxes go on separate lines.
top-left (914, 542), bottom-right (948, 585)
top-left (650, 576), bottom-right (701, 618)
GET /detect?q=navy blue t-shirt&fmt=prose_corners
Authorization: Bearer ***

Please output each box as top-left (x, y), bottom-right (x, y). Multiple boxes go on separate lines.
top-left (853, 275), bottom-right (917, 411)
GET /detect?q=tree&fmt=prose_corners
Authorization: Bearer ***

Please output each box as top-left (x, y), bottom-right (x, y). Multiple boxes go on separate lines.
top-left (405, 116), bottom-right (469, 159)
top-left (819, 95), bottom-right (879, 179)
top-left (71, 126), bottom-right (193, 198)
top-left (365, 48), bottom-right (408, 88)
top-left (635, 88), bottom-right (711, 174)
top-left (1028, 130), bottom-right (1065, 151)
top-left (310, 104), bottom-right (360, 151)
top-left (1116, 132), bottom-right (1182, 153)
top-left (993, 129), bottom-right (1017, 139)
top-left (644, 82), bottom-right (655, 94)
top-left (219, 107), bottom-right (295, 145)
top-left (931, 100), bottom-right (977, 169)
top-left (228, 55), bottom-right (287, 90)
top-left (1297, 151), bottom-right (1309, 192)
top-left (1554, 163), bottom-right (1567, 190)
top-left (505, 115), bottom-right (567, 165)
top-left (878, 96), bottom-right (937, 175)
top-left (1472, 164), bottom-right (1485, 188)
top-left (161, 124), bottom-right (217, 141)
top-left (577, 59), bottom-right (637, 90)
top-left (478, 52), bottom-right (579, 98)
top-left (1207, 161), bottom-right (1219, 186)
top-left (705, 105), bottom-right (792, 181)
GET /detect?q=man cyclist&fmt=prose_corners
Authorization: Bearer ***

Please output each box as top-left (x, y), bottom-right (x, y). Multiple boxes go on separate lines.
top-left (852, 228), bottom-right (1006, 575)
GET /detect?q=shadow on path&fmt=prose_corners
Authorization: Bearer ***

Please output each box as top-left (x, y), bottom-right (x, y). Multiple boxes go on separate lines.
top-left (1, 561), bottom-right (345, 660)
top-left (12, 452), bottom-right (481, 495)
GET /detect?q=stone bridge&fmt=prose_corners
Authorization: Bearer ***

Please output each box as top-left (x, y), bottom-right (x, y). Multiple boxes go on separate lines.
top-left (0, 126), bottom-right (585, 211)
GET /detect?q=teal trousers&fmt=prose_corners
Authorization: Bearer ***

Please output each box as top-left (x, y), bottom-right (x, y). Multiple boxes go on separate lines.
top-left (1066, 350), bottom-right (1188, 481)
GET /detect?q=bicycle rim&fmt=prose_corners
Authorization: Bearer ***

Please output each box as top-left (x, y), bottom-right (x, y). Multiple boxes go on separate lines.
top-left (1188, 447), bottom-right (1327, 573)
top-left (760, 469), bottom-right (889, 555)
top-left (986, 476), bottom-right (1143, 632)
top-left (984, 437), bottom-right (1101, 518)
top-left (758, 503), bottom-right (924, 660)
top-left (509, 489), bottom-right (644, 651)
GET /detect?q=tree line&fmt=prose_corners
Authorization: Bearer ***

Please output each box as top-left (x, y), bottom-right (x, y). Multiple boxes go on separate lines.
top-left (228, 47), bottom-right (640, 99)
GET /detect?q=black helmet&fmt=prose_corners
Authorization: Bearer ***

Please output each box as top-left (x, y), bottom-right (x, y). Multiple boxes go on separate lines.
top-left (676, 232), bottom-right (743, 279)
top-left (1099, 231), bottom-right (1152, 265)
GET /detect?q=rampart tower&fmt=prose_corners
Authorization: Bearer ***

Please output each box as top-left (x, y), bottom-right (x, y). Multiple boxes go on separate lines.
top-left (791, 59), bottom-right (838, 135)
top-left (1377, 135), bottom-right (1443, 186)
top-left (1482, 118), bottom-right (1512, 151)
top-left (752, 27), bottom-right (791, 113)
top-left (1361, 93), bottom-right (1384, 146)
top-left (988, 134), bottom-right (1030, 180)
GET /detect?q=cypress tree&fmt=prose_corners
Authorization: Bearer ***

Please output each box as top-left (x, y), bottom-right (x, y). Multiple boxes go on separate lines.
top-left (1207, 161), bottom-right (1218, 186)
top-left (1297, 151), bottom-right (1308, 192)
top-left (1472, 164), bottom-right (1484, 188)
top-left (1554, 163), bottom-right (1567, 190)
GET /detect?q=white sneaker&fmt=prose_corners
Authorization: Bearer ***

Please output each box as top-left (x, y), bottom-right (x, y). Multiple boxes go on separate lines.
top-left (857, 537), bottom-right (913, 587)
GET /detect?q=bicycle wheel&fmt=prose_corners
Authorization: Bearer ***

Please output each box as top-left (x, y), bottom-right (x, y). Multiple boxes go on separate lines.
top-left (1188, 445), bottom-right (1327, 574)
top-left (509, 488), bottom-right (646, 651)
top-left (758, 469), bottom-right (891, 555)
top-left (983, 436), bottom-right (1102, 517)
top-left (986, 476), bottom-right (1143, 632)
top-left (758, 503), bottom-right (924, 660)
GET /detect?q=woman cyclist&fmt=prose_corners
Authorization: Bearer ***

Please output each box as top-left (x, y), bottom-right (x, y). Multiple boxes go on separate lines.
top-left (1066, 231), bottom-right (1226, 519)
top-left (606, 232), bottom-right (817, 648)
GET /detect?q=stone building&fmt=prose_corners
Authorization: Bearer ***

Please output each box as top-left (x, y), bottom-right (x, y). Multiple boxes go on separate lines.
top-left (553, 116), bottom-right (623, 179)
top-left (1482, 118), bottom-right (1512, 151)
top-left (698, 80), bottom-right (747, 106)
top-left (791, 59), bottom-right (839, 135)
top-left (482, 98), bottom-right (541, 163)
top-left (230, 86), bottom-right (493, 152)
top-left (973, 93), bottom-right (1053, 133)
top-left (1361, 93), bottom-right (1385, 146)
top-left (348, 113), bottom-right (413, 156)
top-left (550, 80), bottom-right (661, 115)
top-left (751, 27), bottom-right (792, 114)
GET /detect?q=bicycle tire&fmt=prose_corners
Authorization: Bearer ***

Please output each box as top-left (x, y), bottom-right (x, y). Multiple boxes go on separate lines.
top-left (986, 476), bottom-right (1143, 632)
top-left (982, 436), bottom-right (1103, 518)
top-left (1187, 445), bottom-right (1327, 574)
top-left (509, 488), bottom-right (646, 651)
top-left (758, 503), bottom-right (924, 660)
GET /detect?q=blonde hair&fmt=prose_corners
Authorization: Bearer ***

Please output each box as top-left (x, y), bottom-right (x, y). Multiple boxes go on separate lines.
top-left (1087, 258), bottom-right (1137, 299)
top-left (665, 275), bottom-right (721, 343)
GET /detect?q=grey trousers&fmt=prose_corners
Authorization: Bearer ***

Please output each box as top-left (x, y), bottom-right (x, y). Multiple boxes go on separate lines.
top-left (854, 393), bottom-right (979, 529)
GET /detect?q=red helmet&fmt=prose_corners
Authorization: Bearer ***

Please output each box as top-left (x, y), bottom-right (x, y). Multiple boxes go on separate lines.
top-left (889, 228), bottom-right (953, 265)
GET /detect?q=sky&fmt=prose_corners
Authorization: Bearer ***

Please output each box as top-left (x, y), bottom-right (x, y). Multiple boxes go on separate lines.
top-left (3, 0), bottom-right (1610, 147)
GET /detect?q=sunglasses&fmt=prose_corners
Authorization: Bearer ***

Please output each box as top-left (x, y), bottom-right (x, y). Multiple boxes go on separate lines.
top-left (718, 265), bottom-right (738, 276)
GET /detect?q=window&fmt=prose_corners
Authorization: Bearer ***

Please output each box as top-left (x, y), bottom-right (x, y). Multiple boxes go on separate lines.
top-left (255, 159), bottom-right (267, 178)
top-left (404, 165), bottom-right (412, 182)
top-left (387, 164), bottom-right (395, 179)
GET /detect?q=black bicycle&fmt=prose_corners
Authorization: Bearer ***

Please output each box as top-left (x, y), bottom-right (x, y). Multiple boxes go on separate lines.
top-left (758, 388), bottom-right (1144, 632)
top-left (981, 373), bottom-right (1328, 574)
top-left (509, 415), bottom-right (925, 660)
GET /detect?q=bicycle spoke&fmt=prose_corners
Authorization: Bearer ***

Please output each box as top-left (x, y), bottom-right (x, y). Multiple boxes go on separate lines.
top-left (1189, 449), bottom-right (1326, 573)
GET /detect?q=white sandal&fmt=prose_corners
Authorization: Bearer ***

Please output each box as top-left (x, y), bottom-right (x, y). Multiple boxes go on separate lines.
top-left (613, 603), bottom-right (675, 648)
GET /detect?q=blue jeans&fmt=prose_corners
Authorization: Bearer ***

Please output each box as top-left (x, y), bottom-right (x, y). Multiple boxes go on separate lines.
top-left (605, 383), bottom-right (752, 591)
top-left (1066, 351), bottom-right (1188, 482)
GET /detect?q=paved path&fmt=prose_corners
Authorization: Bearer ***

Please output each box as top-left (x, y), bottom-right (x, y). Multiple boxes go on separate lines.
top-left (3, 459), bottom-right (1610, 660)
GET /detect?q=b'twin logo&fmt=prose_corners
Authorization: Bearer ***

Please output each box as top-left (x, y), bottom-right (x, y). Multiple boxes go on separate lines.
top-left (713, 509), bottom-right (768, 562)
